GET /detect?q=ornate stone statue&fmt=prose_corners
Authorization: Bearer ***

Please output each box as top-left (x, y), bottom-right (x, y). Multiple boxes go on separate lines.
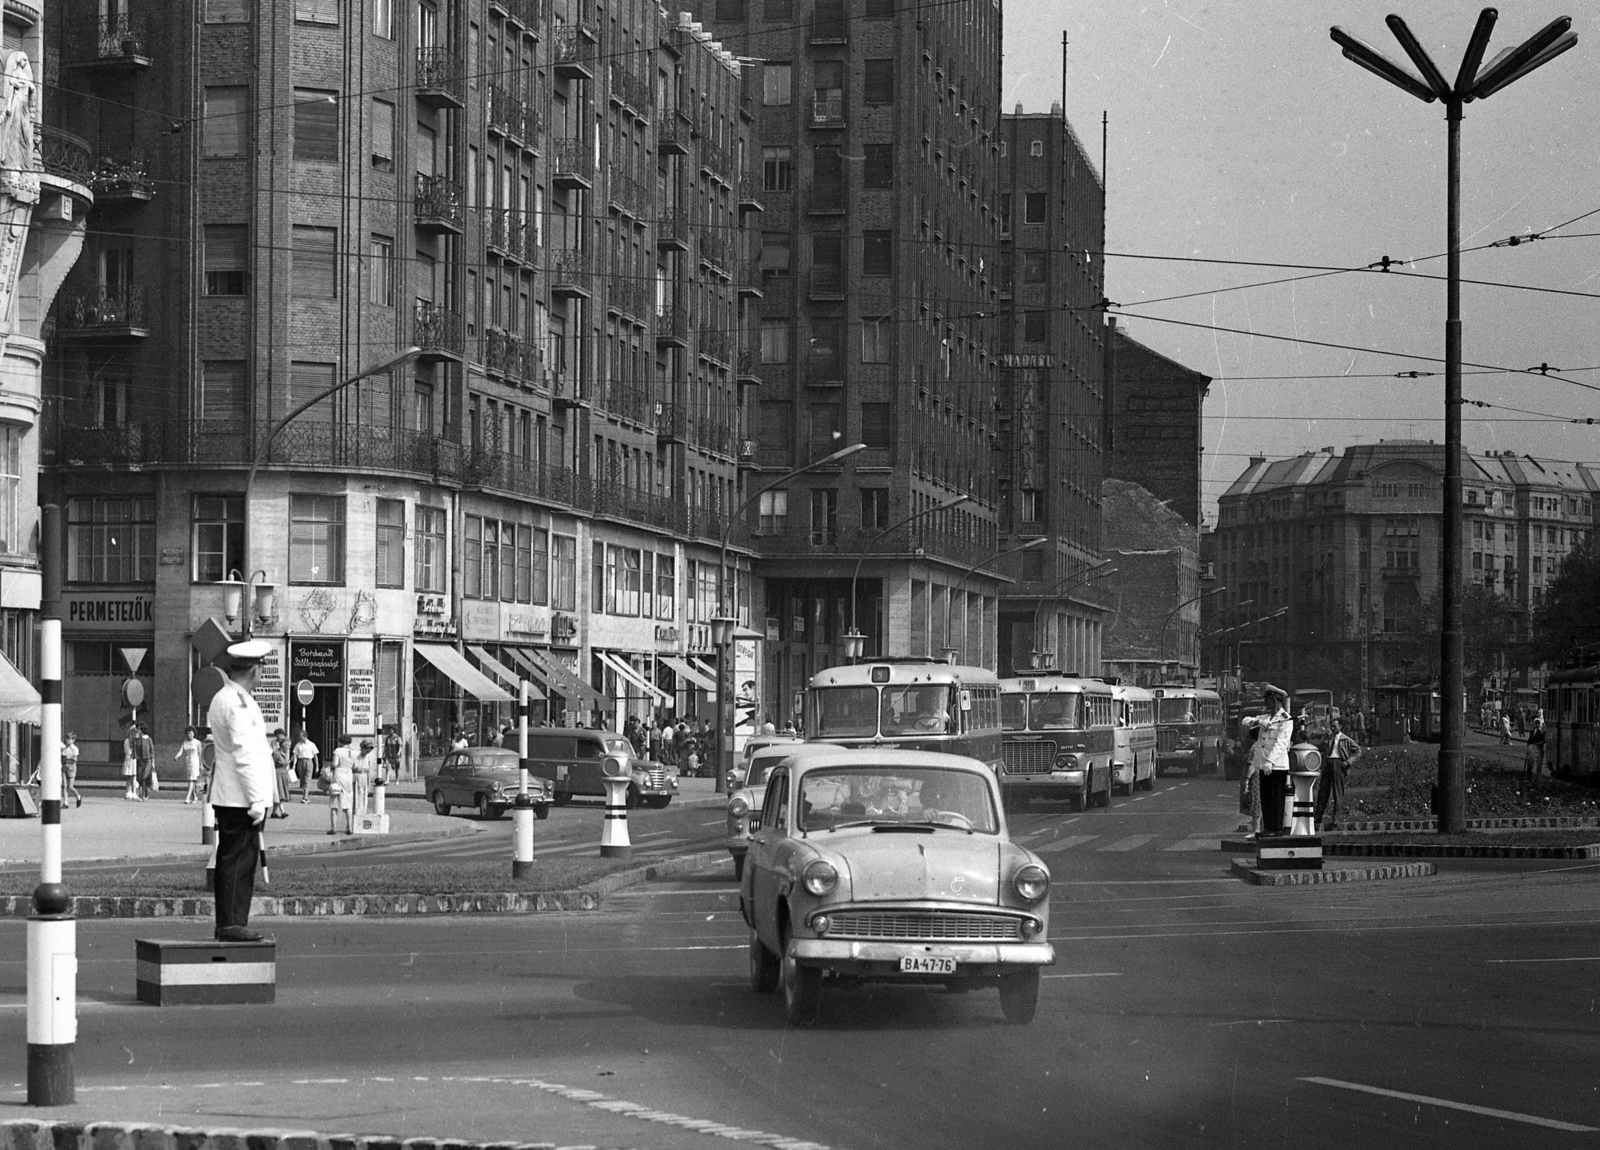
top-left (0, 50), bottom-right (39, 345)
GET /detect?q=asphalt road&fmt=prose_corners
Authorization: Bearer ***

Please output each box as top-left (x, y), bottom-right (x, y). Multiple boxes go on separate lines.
top-left (4, 773), bottom-right (1599, 1149)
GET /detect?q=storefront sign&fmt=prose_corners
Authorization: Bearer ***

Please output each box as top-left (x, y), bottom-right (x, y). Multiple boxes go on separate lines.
top-left (999, 354), bottom-right (1055, 369)
top-left (552, 613), bottom-right (578, 641)
top-left (256, 643), bottom-right (285, 732)
top-left (347, 668), bottom-right (375, 734)
top-left (506, 607), bottom-right (550, 638)
top-left (461, 600), bottom-right (500, 642)
top-left (290, 641), bottom-right (343, 686)
top-left (654, 625), bottom-right (680, 647)
top-left (686, 622), bottom-right (713, 654)
top-left (414, 592), bottom-right (456, 637)
top-left (64, 592), bottom-right (153, 631)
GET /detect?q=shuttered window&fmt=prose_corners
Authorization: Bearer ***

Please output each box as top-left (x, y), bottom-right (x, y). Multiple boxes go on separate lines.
top-left (203, 86), bottom-right (247, 157)
top-left (200, 361), bottom-right (246, 423)
top-left (294, 0), bottom-right (339, 24)
top-left (290, 361), bottom-right (337, 424)
top-left (371, 99), bottom-right (395, 170)
top-left (864, 59), bottom-right (894, 104)
top-left (203, 225), bottom-right (247, 296)
top-left (292, 226), bottom-right (337, 297)
top-left (294, 88), bottom-right (339, 162)
top-left (203, 0), bottom-right (250, 22)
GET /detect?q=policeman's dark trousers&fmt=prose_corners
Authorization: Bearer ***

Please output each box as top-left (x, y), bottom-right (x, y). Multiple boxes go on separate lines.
top-left (1260, 771), bottom-right (1289, 834)
top-left (213, 806), bottom-right (259, 929)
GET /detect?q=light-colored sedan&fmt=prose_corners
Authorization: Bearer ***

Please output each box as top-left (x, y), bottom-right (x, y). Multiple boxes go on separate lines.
top-left (740, 748), bottom-right (1055, 1025)
top-left (725, 741), bottom-right (837, 880)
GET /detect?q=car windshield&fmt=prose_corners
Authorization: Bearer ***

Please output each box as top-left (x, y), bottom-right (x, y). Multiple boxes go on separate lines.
top-left (798, 766), bottom-right (998, 833)
top-left (1157, 699), bottom-right (1196, 724)
top-left (603, 737), bottom-right (633, 755)
top-left (880, 684), bottom-right (956, 736)
top-left (810, 686), bottom-right (880, 738)
top-left (1028, 693), bottom-right (1082, 730)
top-left (1000, 694), bottom-right (1027, 731)
top-left (469, 750), bottom-right (517, 767)
top-left (745, 752), bottom-right (787, 787)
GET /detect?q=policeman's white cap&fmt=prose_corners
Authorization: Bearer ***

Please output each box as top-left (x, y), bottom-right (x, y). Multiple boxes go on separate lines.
top-left (225, 638), bottom-right (273, 666)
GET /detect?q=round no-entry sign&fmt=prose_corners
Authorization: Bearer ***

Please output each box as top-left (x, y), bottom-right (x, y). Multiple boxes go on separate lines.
top-left (296, 679), bottom-right (315, 707)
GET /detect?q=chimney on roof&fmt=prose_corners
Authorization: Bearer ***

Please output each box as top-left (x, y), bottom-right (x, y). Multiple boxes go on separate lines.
top-left (1250, 455), bottom-right (1266, 466)
top-left (1015, 102), bottom-right (1024, 114)
top-left (1051, 100), bottom-right (1062, 115)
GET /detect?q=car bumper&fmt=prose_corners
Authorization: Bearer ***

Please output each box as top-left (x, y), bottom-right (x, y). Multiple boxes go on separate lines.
top-left (727, 837), bottom-right (751, 859)
top-left (1003, 770), bottom-right (1088, 796)
top-left (790, 939), bottom-right (1055, 973)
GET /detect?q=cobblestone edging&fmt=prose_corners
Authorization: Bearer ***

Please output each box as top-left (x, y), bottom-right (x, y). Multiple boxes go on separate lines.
top-left (1231, 859), bottom-right (1438, 886)
top-left (0, 851), bottom-right (728, 919)
top-left (1326, 841), bottom-right (1600, 859)
top-left (1336, 815), bottom-right (1600, 832)
top-left (1, 1121), bottom-right (578, 1150)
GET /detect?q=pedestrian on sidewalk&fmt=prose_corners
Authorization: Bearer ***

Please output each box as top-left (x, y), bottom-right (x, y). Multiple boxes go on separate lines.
top-left (132, 723), bottom-right (156, 800)
top-left (206, 638), bottom-right (275, 943)
top-left (1317, 718), bottom-right (1361, 831)
top-left (382, 725), bottom-right (402, 784)
top-left (270, 729), bottom-right (290, 818)
top-left (60, 732), bottom-right (82, 809)
top-left (1500, 713), bottom-right (1513, 745)
top-left (351, 737), bottom-right (376, 818)
top-left (1525, 718), bottom-right (1547, 778)
top-left (122, 726), bottom-right (138, 800)
top-left (177, 726), bottom-right (205, 804)
top-left (293, 729), bottom-right (319, 802)
top-left (326, 733), bottom-right (355, 834)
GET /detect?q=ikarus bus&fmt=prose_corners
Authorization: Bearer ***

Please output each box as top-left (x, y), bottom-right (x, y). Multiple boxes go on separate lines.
top-left (805, 658), bottom-right (1003, 768)
top-left (998, 674), bottom-right (1116, 811)
top-left (1108, 680), bottom-right (1157, 794)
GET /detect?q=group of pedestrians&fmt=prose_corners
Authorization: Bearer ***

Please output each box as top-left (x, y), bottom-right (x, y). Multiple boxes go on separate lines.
top-left (624, 714), bottom-right (721, 777)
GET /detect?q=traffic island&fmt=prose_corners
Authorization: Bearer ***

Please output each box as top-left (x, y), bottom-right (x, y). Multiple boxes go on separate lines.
top-left (1231, 858), bottom-right (1437, 886)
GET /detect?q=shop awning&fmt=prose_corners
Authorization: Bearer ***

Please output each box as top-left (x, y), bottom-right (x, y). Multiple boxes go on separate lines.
top-left (662, 654), bottom-right (718, 698)
top-left (468, 645), bottom-right (546, 699)
top-left (523, 649), bottom-right (610, 711)
top-left (596, 650), bottom-right (672, 705)
top-left (0, 649), bottom-right (39, 724)
top-left (414, 643), bottom-right (513, 702)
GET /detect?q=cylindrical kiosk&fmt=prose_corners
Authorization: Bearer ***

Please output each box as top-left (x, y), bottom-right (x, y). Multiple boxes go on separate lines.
top-left (28, 503), bottom-right (75, 1105)
top-left (513, 680), bottom-right (534, 877)
top-left (599, 753), bottom-right (632, 859)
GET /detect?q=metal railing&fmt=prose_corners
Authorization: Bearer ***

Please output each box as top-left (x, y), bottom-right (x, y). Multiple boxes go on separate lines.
top-left (597, 378), bottom-right (654, 424)
top-left (698, 326), bottom-right (732, 366)
top-left (550, 137), bottom-right (594, 182)
top-left (608, 171), bottom-right (646, 216)
top-left (416, 46), bottom-right (464, 103)
top-left (609, 64), bottom-right (652, 113)
top-left (40, 127), bottom-right (94, 186)
top-left (486, 85), bottom-right (529, 140)
top-left (811, 95), bottom-right (844, 125)
top-left (58, 286), bottom-right (146, 331)
top-left (656, 305), bottom-right (688, 343)
top-left (658, 402), bottom-right (740, 457)
top-left (656, 208), bottom-right (689, 247)
top-left (698, 229), bottom-right (731, 276)
top-left (91, 153), bottom-right (153, 198)
top-left (608, 278), bottom-right (648, 321)
top-left (486, 208), bottom-right (531, 261)
top-left (71, 12), bottom-right (152, 61)
top-left (552, 25), bottom-right (595, 69)
top-left (414, 300), bottom-right (464, 356)
top-left (414, 172), bottom-right (464, 229)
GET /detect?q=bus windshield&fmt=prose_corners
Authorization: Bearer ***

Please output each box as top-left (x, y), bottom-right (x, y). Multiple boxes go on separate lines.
top-left (881, 684), bottom-right (957, 736)
top-left (1029, 693), bottom-right (1082, 730)
top-left (1157, 698), bottom-right (1197, 724)
top-left (810, 686), bottom-right (880, 738)
top-left (1001, 694), bottom-right (1028, 731)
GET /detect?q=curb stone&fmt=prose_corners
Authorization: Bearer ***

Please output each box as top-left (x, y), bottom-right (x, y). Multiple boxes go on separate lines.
top-left (0, 850), bottom-right (730, 918)
top-left (1328, 841), bottom-right (1600, 859)
top-left (1337, 815), bottom-right (1600, 833)
top-left (1230, 858), bottom-right (1437, 885)
top-left (1, 1124), bottom-right (577, 1150)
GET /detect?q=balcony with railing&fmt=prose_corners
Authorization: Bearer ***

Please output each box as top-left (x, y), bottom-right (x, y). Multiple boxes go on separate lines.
top-left (657, 109), bottom-right (692, 155)
top-left (737, 348), bottom-right (762, 385)
top-left (608, 171), bottom-right (646, 219)
top-left (39, 126), bottom-right (95, 193)
top-left (656, 208), bottom-right (689, 250)
top-left (552, 26), bottom-right (596, 80)
top-left (57, 285), bottom-right (149, 340)
top-left (738, 174), bottom-right (764, 213)
top-left (414, 172), bottom-right (465, 233)
top-left (494, 0), bottom-right (545, 32)
top-left (549, 247), bottom-right (593, 298)
top-left (699, 137), bottom-right (733, 181)
top-left (482, 327), bottom-right (545, 386)
top-left (698, 230), bottom-right (731, 279)
top-left (90, 153), bottom-right (155, 205)
top-left (67, 12), bottom-right (153, 71)
top-left (698, 326), bottom-right (732, 368)
top-left (414, 300), bottom-right (465, 358)
top-left (597, 378), bottom-right (654, 425)
top-left (811, 95), bottom-right (845, 127)
top-left (416, 46), bottom-right (465, 108)
top-left (550, 137), bottom-right (594, 189)
top-left (656, 304), bottom-right (688, 347)
top-left (486, 208), bottom-right (532, 263)
top-left (609, 65), bottom-right (652, 116)
top-left (607, 278), bottom-right (648, 323)
top-left (738, 257), bottom-right (763, 298)
top-left (486, 85), bottom-right (529, 142)
top-left (657, 402), bottom-right (740, 457)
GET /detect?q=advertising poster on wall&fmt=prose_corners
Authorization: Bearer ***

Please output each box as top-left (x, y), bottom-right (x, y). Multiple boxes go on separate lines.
top-left (255, 641), bottom-right (285, 733)
top-left (734, 637), bottom-right (760, 754)
top-left (346, 640), bottom-right (375, 735)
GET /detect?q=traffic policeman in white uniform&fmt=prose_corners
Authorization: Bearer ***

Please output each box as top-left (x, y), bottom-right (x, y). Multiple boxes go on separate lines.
top-left (207, 638), bottom-right (276, 942)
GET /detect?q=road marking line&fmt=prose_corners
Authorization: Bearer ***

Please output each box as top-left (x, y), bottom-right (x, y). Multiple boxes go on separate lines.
top-left (1041, 834), bottom-right (1099, 851)
top-left (1097, 834), bottom-right (1158, 852)
top-left (1131, 795), bottom-right (1147, 802)
top-left (513, 1076), bottom-right (836, 1149)
top-left (1163, 838), bottom-right (1218, 852)
top-left (700, 818), bottom-right (726, 826)
top-left (1298, 1077), bottom-right (1599, 1133)
top-left (1042, 972), bottom-right (1122, 980)
top-left (1485, 955), bottom-right (1600, 964)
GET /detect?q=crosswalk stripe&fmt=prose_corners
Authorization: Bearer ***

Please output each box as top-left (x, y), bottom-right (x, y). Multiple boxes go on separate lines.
top-left (1163, 838), bottom-right (1219, 852)
top-left (1041, 834), bottom-right (1100, 851)
top-left (1097, 834), bottom-right (1158, 852)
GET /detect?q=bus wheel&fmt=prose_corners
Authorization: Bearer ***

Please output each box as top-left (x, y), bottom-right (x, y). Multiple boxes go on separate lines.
top-left (1070, 793), bottom-right (1085, 813)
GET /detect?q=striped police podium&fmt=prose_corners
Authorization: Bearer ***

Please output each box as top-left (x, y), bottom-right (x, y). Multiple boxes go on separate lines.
top-left (135, 939), bottom-right (275, 1005)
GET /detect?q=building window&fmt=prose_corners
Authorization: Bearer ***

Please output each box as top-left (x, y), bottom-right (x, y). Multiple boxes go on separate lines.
top-left (552, 534), bottom-right (577, 610)
top-left (1024, 309), bottom-right (1046, 342)
top-left (811, 315), bottom-right (843, 380)
top-left (759, 490), bottom-right (788, 533)
top-left (861, 402), bottom-right (891, 448)
top-left (761, 231), bottom-right (792, 277)
top-left (864, 59), bottom-right (894, 104)
top-left (0, 426), bottom-right (19, 558)
top-left (203, 225), bottom-right (248, 295)
top-left (762, 145), bottom-right (794, 191)
top-left (369, 235), bottom-right (394, 306)
top-left (863, 0), bottom-right (891, 14)
top-left (1029, 139), bottom-right (1044, 158)
top-left (199, 360), bottom-right (246, 423)
top-left (203, 0), bottom-right (250, 22)
top-left (764, 0), bottom-right (792, 17)
top-left (202, 86), bottom-right (248, 157)
top-left (373, 0), bottom-right (394, 37)
top-left (1024, 191), bottom-right (1046, 223)
top-left (811, 488), bottom-right (839, 545)
top-left (861, 487), bottom-right (888, 531)
top-left (862, 230), bottom-right (892, 277)
top-left (655, 553), bottom-right (675, 619)
top-left (716, 0), bottom-right (745, 19)
top-left (192, 496), bottom-right (244, 584)
top-left (862, 315), bottom-right (891, 363)
top-left (415, 504), bottom-right (445, 591)
top-left (531, 529), bottom-right (550, 605)
top-left (371, 98), bottom-right (395, 170)
top-left (375, 498), bottom-right (405, 588)
top-left (293, 88), bottom-right (340, 162)
top-left (999, 192), bottom-right (1012, 233)
top-left (67, 497), bottom-right (157, 584)
top-left (813, 60), bottom-right (844, 121)
top-left (809, 401), bottom-right (841, 459)
top-left (292, 226), bottom-right (338, 297)
top-left (1023, 251), bottom-right (1047, 283)
top-left (863, 142), bottom-right (893, 189)
top-left (295, 0), bottom-right (338, 23)
top-left (763, 63), bottom-right (792, 106)
top-left (760, 317), bottom-right (791, 364)
top-left (606, 546), bottom-right (642, 615)
top-left (289, 494), bottom-right (346, 584)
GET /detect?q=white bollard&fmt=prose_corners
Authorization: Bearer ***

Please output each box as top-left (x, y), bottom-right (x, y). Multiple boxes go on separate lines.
top-left (513, 680), bottom-right (535, 878)
top-left (599, 754), bottom-right (632, 860)
top-left (372, 777), bottom-right (386, 817)
top-left (201, 799), bottom-right (215, 845)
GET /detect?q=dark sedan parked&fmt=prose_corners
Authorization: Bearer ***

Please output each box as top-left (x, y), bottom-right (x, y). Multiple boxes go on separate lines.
top-left (425, 747), bottom-right (553, 820)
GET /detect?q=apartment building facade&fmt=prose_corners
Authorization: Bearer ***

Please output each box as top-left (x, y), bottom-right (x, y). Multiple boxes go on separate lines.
top-left (43, 0), bottom-right (759, 764)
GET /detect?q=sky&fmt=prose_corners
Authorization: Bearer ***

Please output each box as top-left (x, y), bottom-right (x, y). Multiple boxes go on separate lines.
top-left (1001, 1), bottom-right (1600, 525)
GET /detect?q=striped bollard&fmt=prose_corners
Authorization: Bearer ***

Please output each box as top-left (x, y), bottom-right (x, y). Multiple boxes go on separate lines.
top-left (599, 754), bottom-right (632, 860)
top-left (201, 799), bottom-right (215, 845)
top-left (28, 503), bottom-right (75, 1105)
top-left (513, 680), bottom-right (535, 878)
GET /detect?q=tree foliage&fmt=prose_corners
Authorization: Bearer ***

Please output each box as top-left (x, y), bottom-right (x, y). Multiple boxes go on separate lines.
top-left (1530, 538), bottom-right (1600, 665)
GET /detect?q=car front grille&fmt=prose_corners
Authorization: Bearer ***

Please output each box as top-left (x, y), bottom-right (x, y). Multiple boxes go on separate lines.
top-left (826, 911), bottom-right (1023, 942)
top-left (1003, 741), bottom-right (1058, 775)
top-left (646, 768), bottom-right (666, 787)
top-left (1157, 729), bottom-right (1179, 752)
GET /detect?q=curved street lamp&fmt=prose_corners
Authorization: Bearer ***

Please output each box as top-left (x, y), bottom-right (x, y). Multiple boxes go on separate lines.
top-left (712, 440), bottom-right (867, 793)
top-left (1330, 8), bottom-right (1576, 834)
top-left (940, 537), bottom-right (1047, 664)
top-left (844, 493), bottom-right (972, 661)
top-left (1028, 558), bottom-right (1118, 669)
top-left (1159, 584), bottom-right (1230, 671)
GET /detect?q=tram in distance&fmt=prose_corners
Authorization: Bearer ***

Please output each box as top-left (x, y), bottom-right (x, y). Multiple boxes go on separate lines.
top-left (1149, 684), bottom-right (1225, 777)
top-left (805, 657), bottom-right (1003, 768)
top-left (998, 674), bottom-right (1116, 812)
top-left (1545, 664), bottom-right (1600, 778)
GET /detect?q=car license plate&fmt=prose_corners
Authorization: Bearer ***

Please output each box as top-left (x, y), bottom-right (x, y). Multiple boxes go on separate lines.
top-left (899, 955), bottom-right (956, 974)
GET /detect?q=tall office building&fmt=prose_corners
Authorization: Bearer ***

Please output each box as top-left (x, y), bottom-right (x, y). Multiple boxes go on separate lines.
top-left (42, 1), bottom-right (758, 766)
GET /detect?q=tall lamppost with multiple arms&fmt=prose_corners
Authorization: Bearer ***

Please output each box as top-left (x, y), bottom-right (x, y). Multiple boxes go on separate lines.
top-left (940, 537), bottom-right (1047, 664)
top-left (711, 441), bottom-right (867, 792)
top-left (843, 493), bottom-right (972, 661)
top-left (1028, 559), bottom-right (1118, 671)
top-left (1330, 10), bottom-right (1575, 833)
top-left (1159, 585), bottom-right (1230, 677)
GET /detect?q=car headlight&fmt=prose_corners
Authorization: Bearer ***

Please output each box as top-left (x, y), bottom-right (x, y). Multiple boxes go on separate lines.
top-left (1013, 864), bottom-right (1050, 903)
top-left (1054, 753), bottom-right (1078, 769)
top-left (801, 859), bottom-right (839, 897)
top-left (728, 796), bottom-right (750, 818)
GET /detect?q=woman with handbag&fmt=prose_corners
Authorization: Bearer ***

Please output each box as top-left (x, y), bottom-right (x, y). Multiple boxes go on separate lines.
top-left (326, 733), bottom-right (354, 834)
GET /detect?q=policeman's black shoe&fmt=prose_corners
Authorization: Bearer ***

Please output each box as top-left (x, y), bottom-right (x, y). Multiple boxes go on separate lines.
top-left (214, 926), bottom-right (265, 943)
